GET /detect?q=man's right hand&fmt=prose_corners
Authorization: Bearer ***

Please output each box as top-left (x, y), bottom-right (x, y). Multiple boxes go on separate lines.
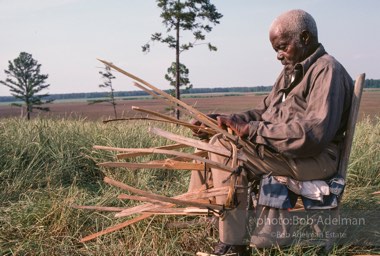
top-left (190, 113), bottom-right (220, 140)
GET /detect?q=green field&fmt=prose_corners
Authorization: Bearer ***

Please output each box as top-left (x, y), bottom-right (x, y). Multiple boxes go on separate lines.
top-left (0, 117), bottom-right (379, 255)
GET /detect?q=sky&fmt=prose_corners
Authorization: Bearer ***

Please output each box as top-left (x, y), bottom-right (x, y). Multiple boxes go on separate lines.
top-left (0, 0), bottom-right (379, 96)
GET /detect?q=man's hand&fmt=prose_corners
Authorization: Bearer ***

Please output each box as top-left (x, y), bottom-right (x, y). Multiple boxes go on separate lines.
top-left (217, 115), bottom-right (250, 138)
top-left (190, 113), bottom-right (220, 140)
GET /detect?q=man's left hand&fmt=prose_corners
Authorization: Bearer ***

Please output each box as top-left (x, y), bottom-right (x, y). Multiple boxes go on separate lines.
top-left (217, 115), bottom-right (250, 138)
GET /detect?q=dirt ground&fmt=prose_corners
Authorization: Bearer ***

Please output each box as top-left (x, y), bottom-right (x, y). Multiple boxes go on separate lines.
top-left (0, 91), bottom-right (379, 121)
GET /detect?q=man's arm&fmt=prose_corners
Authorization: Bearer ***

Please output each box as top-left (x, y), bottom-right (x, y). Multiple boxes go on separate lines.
top-left (219, 63), bottom-right (353, 158)
top-left (254, 65), bottom-right (352, 157)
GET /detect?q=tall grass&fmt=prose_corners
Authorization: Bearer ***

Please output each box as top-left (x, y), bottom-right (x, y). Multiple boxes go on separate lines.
top-left (0, 117), bottom-right (379, 255)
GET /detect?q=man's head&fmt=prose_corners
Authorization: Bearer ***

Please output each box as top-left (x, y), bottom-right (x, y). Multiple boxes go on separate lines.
top-left (269, 9), bottom-right (319, 75)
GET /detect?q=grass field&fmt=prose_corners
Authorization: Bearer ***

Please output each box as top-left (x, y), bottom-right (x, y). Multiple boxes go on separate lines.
top-left (0, 114), bottom-right (379, 255)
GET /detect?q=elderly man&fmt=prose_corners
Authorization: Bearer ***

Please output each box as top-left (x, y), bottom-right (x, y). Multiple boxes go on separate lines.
top-left (191, 9), bottom-right (353, 255)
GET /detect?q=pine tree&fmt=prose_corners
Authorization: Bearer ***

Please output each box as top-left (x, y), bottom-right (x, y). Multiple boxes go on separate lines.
top-left (165, 61), bottom-right (193, 95)
top-left (0, 52), bottom-right (53, 120)
top-left (142, 0), bottom-right (222, 119)
top-left (89, 64), bottom-right (117, 118)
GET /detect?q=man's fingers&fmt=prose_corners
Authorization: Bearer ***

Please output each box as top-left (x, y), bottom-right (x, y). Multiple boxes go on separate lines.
top-left (216, 116), bottom-right (225, 129)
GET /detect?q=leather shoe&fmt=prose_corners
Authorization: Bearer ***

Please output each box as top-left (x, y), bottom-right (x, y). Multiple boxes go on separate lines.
top-left (212, 241), bottom-right (249, 255)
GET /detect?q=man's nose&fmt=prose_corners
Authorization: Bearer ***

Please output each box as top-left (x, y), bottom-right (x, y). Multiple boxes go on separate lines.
top-left (277, 51), bottom-right (284, 60)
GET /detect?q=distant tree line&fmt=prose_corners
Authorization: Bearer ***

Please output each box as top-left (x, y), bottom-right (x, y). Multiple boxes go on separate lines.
top-left (1, 79), bottom-right (379, 103)
top-left (364, 79), bottom-right (380, 88)
top-left (0, 86), bottom-right (273, 103)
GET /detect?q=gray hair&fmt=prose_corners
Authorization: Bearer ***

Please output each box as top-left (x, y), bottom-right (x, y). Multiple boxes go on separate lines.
top-left (270, 9), bottom-right (318, 42)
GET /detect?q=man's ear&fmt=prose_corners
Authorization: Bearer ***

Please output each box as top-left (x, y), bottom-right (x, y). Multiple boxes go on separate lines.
top-left (300, 30), bottom-right (310, 45)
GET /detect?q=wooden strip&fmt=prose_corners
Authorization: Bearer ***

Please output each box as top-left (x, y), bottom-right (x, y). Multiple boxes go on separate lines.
top-left (117, 194), bottom-right (169, 205)
top-left (103, 117), bottom-right (167, 124)
top-left (80, 213), bottom-right (152, 243)
top-left (132, 106), bottom-right (214, 135)
top-left (115, 201), bottom-right (165, 218)
top-left (103, 116), bottom-right (209, 129)
top-left (118, 194), bottom-right (208, 205)
top-left (80, 186), bottom-right (229, 242)
top-left (104, 177), bottom-right (226, 211)
top-left (119, 149), bottom-right (208, 162)
top-left (169, 150), bottom-right (208, 161)
top-left (130, 79), bottom-right (172, 104)
top-left (116, 143), bottom-right (188, 159)
top-left (99, 160), bottom-right (205, 171)
top-left (149, 127), bottom-right (232, 157)
top-left (140, 80), bottom-right (218, 126)
top-left (72, 205), bottom-right (125, 212)
top-left (116, 185), bottom-right (228, 218)
top-left (141, 207), bottom-right (209, 215)
top-left (94, 146), bottom-right (234, 172)
top-left (120, 185), bottom-right (227, 203)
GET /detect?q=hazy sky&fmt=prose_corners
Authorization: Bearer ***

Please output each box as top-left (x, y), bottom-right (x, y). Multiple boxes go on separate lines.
top-left (0, 0), bottom-right (379, 96)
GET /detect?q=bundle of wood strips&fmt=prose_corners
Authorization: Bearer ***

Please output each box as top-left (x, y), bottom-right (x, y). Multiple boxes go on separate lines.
top-left (73, 60), bottom-right (257, 242)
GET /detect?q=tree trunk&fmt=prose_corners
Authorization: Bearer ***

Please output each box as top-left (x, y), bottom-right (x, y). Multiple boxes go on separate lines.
top-left (110, 87), bottom-right (117, 119)
top-left (27, 104), bottom-right (31, 120)
top-left (175, 16), bottom-right (180, 120)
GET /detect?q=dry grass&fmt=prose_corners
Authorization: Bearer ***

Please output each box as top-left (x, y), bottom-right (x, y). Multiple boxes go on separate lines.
top-left (0, 117), bottom-right (379, 255)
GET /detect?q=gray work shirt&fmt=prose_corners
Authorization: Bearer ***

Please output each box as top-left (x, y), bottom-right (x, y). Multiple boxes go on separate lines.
top-left (232, 44), bottom-right (354, 159)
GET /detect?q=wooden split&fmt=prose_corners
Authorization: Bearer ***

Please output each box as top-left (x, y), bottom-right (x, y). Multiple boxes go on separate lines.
top-left (98, 160), bottom-right (206, 171)
top-left (116, 143), bottom-right (188, 159)
top-left (72, 205), bottom-right (125, 212)
top-left (155, 150), bottom-right (208, 162)
top-left (79, 60), bottom-right (258, 242)
top-left (104, 176), bottom-right (226, 211)
top-left (78, 185), bottom-right (229, 241)
top-left (131, 106), bottom-right (214, 135)
top-left (80, 214), bottom-right (152, 243)
top-left (117, 194), bottom-right (169, 205)
top-left (102, 116), bottom-right (190, 127)
top-left (94, 145), bottom-right (235, 172)
top-left (149, 127), bottom-right (233, 158)
top-left (141, 207), bottom-right (209, 215)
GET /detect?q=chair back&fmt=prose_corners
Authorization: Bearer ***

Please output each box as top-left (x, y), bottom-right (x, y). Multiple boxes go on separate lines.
top-left (338, 73), bottom-right (366, 179)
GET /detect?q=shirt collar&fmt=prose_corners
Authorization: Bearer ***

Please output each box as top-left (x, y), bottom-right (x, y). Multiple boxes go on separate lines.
top-left (285, 44), bottom-right (327, 90)
top-left (279, 44), bottom-right (327, 94)
top-left (296, 43), bottom-right (327, 78)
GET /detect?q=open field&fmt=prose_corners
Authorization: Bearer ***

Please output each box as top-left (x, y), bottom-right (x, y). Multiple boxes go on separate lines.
top-left (0, 90), bottom-right (379, 121)
top-left (0, 117), bottom-right (379, 255)
top-left (0, 91), bottom-right (379, 255)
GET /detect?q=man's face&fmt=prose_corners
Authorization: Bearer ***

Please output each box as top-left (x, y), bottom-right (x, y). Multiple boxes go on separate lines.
top-left (270, 27), bottom-right (306, 75)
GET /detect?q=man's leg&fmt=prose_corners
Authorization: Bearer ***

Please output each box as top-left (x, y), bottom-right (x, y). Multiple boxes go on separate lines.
top-left (188, 147), bottom-right (212, 192)
top-left (208, 134), bottom-right (249, 253)
top-left (243, 144), bottom-right (338, 181)
top-left (188, 170), bottom-right (207, 192)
